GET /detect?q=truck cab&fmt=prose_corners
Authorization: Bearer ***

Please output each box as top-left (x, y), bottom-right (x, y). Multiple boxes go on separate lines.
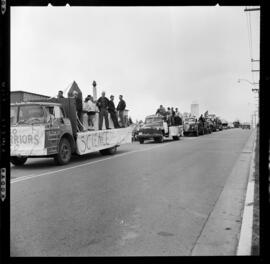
top-left (183, 117), bottom-right (203, 136)
top-left (10, 102), bottom-right (76, 166)
top-left (137, 115), bottom-right (182, 143)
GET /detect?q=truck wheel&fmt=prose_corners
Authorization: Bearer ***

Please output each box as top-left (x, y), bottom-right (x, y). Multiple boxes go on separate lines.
top-left (172, 136), bottom-right (179, 140)
top-left (100, 146), bottom-right (117, 155)
top-left (54, 138), bottom-right (72, 165)
top-left (139, 139), bottom-right (144, 144)
top-left (157, 136), bottom-right (164, 143)
top-left (10, 157), bottom-right (27, 166)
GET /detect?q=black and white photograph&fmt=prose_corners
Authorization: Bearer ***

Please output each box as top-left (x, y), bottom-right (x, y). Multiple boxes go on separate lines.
top-left (7, 4), bottom-right (261, 257)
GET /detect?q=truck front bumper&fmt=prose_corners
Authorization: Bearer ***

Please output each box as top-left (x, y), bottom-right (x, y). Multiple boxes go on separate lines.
top-left (137, 133), bottom-right (162, 139)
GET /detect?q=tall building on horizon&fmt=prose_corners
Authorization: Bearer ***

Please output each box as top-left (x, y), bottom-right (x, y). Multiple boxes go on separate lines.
top-left (191, 102), bottom-right (199, 117)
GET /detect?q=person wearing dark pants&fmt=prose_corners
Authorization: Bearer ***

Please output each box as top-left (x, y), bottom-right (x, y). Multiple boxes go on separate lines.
top-left (117, 95), bottom-right (126, 127)
top-left (108, 95), bottom-right (120, 128)
top-left (73, 90), bottom-right (84, 131)
top-left (97, 91), bottom-right (110, 130)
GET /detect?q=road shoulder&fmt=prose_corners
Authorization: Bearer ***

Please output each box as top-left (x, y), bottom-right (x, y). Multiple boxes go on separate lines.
top-left (191, 129), bottom-right (256, 255)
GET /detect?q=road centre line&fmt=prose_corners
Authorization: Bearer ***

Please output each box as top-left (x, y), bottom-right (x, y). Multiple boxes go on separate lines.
top-left (11, 144), bottom-right (166, 184)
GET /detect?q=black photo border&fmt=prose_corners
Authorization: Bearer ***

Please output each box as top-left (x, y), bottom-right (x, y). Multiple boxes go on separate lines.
top-left (0, 0), bottom-right (269, 264)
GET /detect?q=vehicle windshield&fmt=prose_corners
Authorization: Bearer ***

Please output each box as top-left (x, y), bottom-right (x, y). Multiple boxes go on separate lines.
top-left (185, 118), bottom-right (196, 123)
top-left (10, 106), bottom-right (18, 125)
top-left (145, 117), bottom-right (163, 125)
top-left (17, 105), bottom-right (45, 124)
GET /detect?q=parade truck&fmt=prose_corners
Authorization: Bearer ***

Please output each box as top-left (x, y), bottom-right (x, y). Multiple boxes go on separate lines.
top-left (10, 98), bottom-right (132, 166)
top-left (137, 115), bottom-right (183, 144)
top-left (183, 116), bottom-right (204, 136)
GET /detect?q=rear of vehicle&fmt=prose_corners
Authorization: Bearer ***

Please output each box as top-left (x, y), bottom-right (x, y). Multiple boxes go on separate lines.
top-left (241, 122), bottom-right (251, 129)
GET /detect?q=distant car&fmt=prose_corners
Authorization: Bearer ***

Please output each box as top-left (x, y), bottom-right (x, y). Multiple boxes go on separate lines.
top-left (241, 123), bottom-right (251, 129)
top-left (228, 122), bottom-right (234, 129)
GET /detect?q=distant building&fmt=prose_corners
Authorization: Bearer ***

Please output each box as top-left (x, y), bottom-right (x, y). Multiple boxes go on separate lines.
top-left (191, 102), bottom-right (199, 117)
top-left (11, 90), bottom-right (50, 103)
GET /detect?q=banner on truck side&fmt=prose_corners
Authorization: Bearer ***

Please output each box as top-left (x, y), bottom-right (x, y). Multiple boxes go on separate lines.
top-left (76, 127), bottom-right (132, 155)
top-left (10, 125), bottom-right (46, 156)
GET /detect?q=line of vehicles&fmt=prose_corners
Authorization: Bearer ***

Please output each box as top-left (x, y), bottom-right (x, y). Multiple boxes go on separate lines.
top-left (133, 114), bottom-right (247, 143)
top-left (10, 99), bottom-right (251, 167)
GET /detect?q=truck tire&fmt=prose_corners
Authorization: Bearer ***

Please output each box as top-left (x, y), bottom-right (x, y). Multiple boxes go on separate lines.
top-left (10, 157), bottom-right (27, 166)
top-left (172, 136), bottom-right (180, 140)
top-left (54, 138), bottom-right (72, 165)
top-left (139, 138), bottom-right (144, 144)
top-left (157, 136), bottom-right (164, 143)
top-left (100, 146), bottom-right (117, 155)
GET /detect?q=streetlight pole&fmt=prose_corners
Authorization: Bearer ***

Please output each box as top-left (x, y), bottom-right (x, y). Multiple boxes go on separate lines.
top-left (238, 78), bottom-right (259, 86)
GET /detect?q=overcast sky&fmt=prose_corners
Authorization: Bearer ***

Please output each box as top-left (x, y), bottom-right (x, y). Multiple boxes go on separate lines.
top-left (11, 6), bottom-right (260, 122)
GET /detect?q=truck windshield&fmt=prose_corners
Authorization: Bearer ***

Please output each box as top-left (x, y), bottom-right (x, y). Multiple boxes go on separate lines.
top-left (17, 105), bottom-right (45, 124)
top-left (186, 118), bottom-right (196, 123)
top-left (10, 106), bottom-right (18, 125)
top-left (145, 117), bottom-right (163, 125)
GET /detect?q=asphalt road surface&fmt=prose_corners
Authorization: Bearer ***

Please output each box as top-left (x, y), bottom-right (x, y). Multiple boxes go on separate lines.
top-left (11, 128), bottom-right (253, 256)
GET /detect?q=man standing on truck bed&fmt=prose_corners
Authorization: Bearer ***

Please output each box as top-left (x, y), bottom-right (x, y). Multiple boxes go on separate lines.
top-left (97, 91), bottom-right (110, 130)
top-left (108, 95), bottom-right (120, 128)
top-left (117, 95), bottom-right (126, 128)
top-left (73, 90), bottom-right (84, 131)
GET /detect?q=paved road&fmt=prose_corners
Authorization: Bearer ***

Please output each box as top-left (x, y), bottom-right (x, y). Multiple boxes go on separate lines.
top-left (11, 128), bottom-right (253, 256)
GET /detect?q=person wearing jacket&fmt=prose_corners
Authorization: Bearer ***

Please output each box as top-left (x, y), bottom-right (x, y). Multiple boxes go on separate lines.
top-left (83, 95), bottom-right (98, 129)
top-left (97, 91), bottom-right (110, 130)
top-left (108, 95), bottom-right (120, 128)
top-left (73, 90), bottom-right (84, 131)
top-left (117, 95), bottom-right (126, 127)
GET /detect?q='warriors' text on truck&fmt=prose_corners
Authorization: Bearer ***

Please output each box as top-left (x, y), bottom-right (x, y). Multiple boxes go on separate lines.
top-left (10, 99), bottom-right (132, 166)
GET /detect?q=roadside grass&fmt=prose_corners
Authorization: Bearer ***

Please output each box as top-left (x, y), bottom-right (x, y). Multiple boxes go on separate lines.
top-left (251, 128), bottom-right (259, 255)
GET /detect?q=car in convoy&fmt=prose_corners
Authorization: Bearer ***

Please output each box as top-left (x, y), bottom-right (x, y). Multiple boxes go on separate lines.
top-left (221, 119), bottom-right (229, 130)
top-left (241, 122), bottom-right (251, 129)
top-left (203, 118), bottom-right (213, 134)
top-left (215, 117), bottom-right (223, 131)
top-left (137, 115), bottom-right (183, 143)
top-left (233, 120), bottom-right (241, 128)
top-left (10, 99), bottom-right (132, 166)
top-left (183, 117), bottom-right (204, 136)
top-left (228, 122), bottom-right (234, 129)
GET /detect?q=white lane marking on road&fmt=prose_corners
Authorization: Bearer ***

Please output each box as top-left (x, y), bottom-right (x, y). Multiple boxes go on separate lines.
top-left (11, 144), bottom-right (166, 184)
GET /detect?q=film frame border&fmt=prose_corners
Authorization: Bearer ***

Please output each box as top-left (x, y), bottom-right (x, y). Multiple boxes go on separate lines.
top-left (0, 1), bottom-right (268, 263)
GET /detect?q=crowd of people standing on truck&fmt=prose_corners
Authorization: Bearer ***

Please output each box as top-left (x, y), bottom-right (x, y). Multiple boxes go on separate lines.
top-left (155, 105), bottom-right (183, 126)
top-left (57, 89), bottom-right (127, 131)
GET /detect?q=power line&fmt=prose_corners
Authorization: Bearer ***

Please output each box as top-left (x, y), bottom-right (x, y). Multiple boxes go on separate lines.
top-left (245, 6), bottom-right (257, 83)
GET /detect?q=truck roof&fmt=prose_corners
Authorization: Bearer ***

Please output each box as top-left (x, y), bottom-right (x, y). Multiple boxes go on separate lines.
top-left (11, 101), bottom-right (61, 107)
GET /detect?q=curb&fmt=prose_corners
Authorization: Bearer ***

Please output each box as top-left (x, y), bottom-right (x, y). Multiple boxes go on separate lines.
top-left (236, 129), bottom-right (257, 255)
